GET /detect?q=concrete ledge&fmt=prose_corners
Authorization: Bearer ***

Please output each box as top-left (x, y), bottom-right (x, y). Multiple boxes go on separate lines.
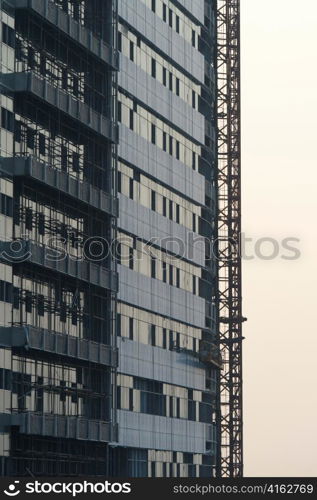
top-left (0, 240), bottom-right (118, 292)
top-left (117, 410), bottom-right (216, 454)
top-left (0, 325), bottom-right (118, 368)
top-left (0, 156), bottom-right (118, 218)
top-left (0, 412), bottom-right (118, 443)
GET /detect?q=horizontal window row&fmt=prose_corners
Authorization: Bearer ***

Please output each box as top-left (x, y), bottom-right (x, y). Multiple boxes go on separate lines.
top-left (11, 357), bottom-right (81, 384)
top-left (15, 122), bottom-right (81, 172)
top-left (16, 43), bottom-right (82, 99)
top-left (118, 232), bottom-right (201, 278)
top-left (118, 233), bottom-right (201, 295)
top-left (15, 191), bottom-right (86, 257)
top-left (12, 106), bottom-right (110, 190)
top-left (125, 448), bottom-right (213, 478)
top-left (13, 189), bottom-right (110, 262)
top-left (147, 449), bottom-right (204, 466)
top-left (118, 161), bottom-right (200, 231)
top-left (118, 374), bottom-right (213, 403)
top-left (117, 302), bottom-right (202, 354)
top-left (12, 288), bottom-right (107, 333)
top-left (117, 375), bottom-right (214, 423)
top-left (143, 0), bottom-right (201, 47)
top-left (133, 453), bottom-right (212, 478)
top-left (53, 0), bottom-right (114, 41)
top-left (7, 358), bottom-right (110, 419)
top-left (117, 315), bottom-right (199, 352)
top-left (15, 205), bottom-right (83, 243)
top-left (148, 462), bottom-right (199, 478)
top-left (12, 271), bottom-right (110, 343)
top-left (119, 23), bottom-right (200, 109)
top-left (15, 34), bottom-right (109, 114)
top-left (118, 92), bottom-right (200, 170)
top-left (13, 126), bottom-right (96, 183)
top-left (12, 287), bottom-right (81, 323)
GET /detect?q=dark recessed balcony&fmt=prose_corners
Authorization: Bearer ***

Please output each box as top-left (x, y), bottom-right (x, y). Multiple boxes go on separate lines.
top-left (0, 72), bottom-right (118, 143)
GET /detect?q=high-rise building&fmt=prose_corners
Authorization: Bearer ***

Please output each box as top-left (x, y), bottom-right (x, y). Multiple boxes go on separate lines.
top-left (0, 0), bottom-right (241, 478)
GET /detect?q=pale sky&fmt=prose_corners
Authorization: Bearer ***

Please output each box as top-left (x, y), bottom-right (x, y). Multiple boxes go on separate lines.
top-left (242, 0), bottom-right (317, 476)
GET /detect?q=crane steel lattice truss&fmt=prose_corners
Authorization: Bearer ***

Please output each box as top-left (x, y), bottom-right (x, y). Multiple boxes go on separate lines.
top-left (216, 0), bottom-right (244, 477)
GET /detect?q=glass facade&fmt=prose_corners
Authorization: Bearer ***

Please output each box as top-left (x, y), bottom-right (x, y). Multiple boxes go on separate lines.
top-left (0, 0), bottom-right (219, 477)
top-left (0, 0), bottom-right (118, 476)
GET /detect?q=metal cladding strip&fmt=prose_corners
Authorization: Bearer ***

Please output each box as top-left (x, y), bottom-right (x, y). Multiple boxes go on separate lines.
top-left (0, 413), bottom-right (116, 443)
top-left (0, 241), bottom-right (118, 292)
top-left (0, 326), bottom-right (118, 368)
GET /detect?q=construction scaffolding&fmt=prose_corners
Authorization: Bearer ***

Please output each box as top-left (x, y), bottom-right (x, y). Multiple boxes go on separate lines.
top-left (216, 0), bottom-right (244, 477)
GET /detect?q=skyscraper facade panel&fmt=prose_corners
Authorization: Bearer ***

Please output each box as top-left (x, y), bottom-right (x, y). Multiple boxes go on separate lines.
top-left (0, 0), bottom-right (219, 477)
